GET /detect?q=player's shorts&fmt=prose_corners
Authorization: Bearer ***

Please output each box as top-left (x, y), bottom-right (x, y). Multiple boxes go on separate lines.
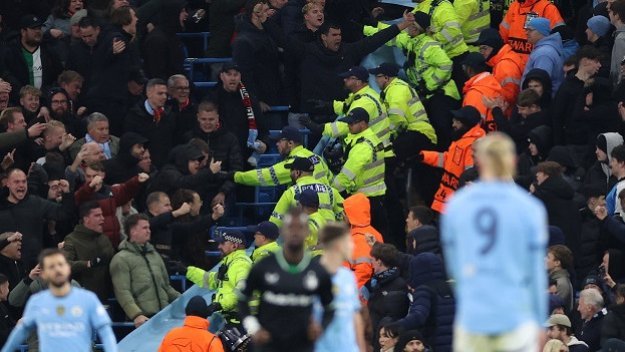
top-left (453, 321), bottom-right (539, 352)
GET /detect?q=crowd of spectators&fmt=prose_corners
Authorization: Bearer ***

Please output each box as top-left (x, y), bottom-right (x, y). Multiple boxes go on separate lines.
top-left (2, 0), bottom-right (625, 350)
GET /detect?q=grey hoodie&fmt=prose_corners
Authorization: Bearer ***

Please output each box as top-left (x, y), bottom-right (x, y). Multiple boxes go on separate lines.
top-left (611, 26), bottom-right (625, 87)
top-left (600, 132), bottom-right (624, 181)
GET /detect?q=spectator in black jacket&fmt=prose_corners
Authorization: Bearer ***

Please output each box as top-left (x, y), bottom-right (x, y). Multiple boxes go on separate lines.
top-left (585, 133), bottom-right (624, 194)
top-left (490, 88), bottom-right (548, 153)
top-left (184, 101), bottom-right (243, 206)
top-left (531, 161), bottom-right (582, 257)
top-left (65, 17), bottom-right (100, 90)
top-left (141, 0), bottom-right (186, 80)
top-left (521, 68), bottom-right (553, 110)
top-left (125, 78), bottom-right (176, 168)
top-left (103, 132), bottom-right (148, 185)
top-left (205, 0), bottom-right (246, 57)
top-left (207, 63), bottom-right (269, 162)
top-left (577, 287), bottom-right (608, 351)
top-left (517, 125), bottom-right (553, 188)
top-left (167, 74), bottom-right (197, 145)
top-left (1, 15), bottom-right (63, 104)
top-left (0, 232), bottom-right (25, 292)
top-left (232, 0), bottom-right (283, 107)
top-left (601, 284), bottom-right (625, 347)
top-left (0, 273), bottom-right (14, 347)
top-left (0, 169), bottom-right (73, 269)
top-left (405, 206), bottom-right (441, 257)
top-left (365, 243), bottom-right (409, 351)
top-left (586, 15), bottom-right (612, 78)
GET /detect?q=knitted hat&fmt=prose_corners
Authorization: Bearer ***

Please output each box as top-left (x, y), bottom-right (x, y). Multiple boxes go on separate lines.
top-left (527, 17), bottom-right (551, 37)
top-left (587, 15), bottom-right (611, 37)
top-left (450, 106), bottom-right (481, 127)
top-left (185, 296), bottom-right (210, 317)
top-left (413, 11), bottom-right (431, 31)
top-left (475, 28), bottom-right (504, 52)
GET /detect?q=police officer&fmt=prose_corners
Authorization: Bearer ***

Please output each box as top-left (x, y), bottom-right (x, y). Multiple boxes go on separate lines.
top-left (297, 189), bottom-right (328, 250)
top-left (365, 12), bottom-right (460, 149)
top-left (270, 156), bottom-right (343, 229)
top-left (412, 0), bottom-right (470, 89)
top-left (332, 108), bottom-right (389, 239)
top-left (251, 221), bottom-right (280, 263)
top-left (368, 63), bottom-right (438, 163)
top-left (186, 231), bottom-right (252, 325)
top-left (454, 0), bottom-right (491, 48)
top-left (232, 126), bottom-right (331, 186)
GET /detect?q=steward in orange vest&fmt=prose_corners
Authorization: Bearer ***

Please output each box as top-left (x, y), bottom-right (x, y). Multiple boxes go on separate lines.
top-left (419, 106), bottom-right (485, 213)
top-left (499, 0), bottom-right (564, 63)
top-left (461, 53), bottom-right (504, 132)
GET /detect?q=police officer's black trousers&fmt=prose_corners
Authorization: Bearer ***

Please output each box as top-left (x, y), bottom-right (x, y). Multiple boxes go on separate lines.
top-left (383, 157), bottom-right (405, 250)
top-left (423, 93), bottom-right (460, 151)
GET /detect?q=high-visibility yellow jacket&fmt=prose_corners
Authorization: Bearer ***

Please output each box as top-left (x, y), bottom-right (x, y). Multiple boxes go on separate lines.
top-left (332, 127), bottom-right (386, 197)
top-left (324, 85), bottom-right (394, 158)
top-left (364, 26), bottom-right (460, 102)
top-left (454, 0), bottom-right (491, 45)
top-left (413, 0), bottom-right (469, 58)
top-left (251, 241), bottom-right (281, 264)
top-left (383, 77), bottom-right (437, 144)
top-left (307, 211), bottom-right (328, 249)
top-left (186, 250), bottom-right (252, 314)
top-left (234, 145), bottom-right (331, 186)
top-left (269, 175), bottom-right (344, 227)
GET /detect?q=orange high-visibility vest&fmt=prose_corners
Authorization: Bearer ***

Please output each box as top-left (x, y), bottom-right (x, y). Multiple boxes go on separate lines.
top-left (463, 72), bottom-right (503, 132)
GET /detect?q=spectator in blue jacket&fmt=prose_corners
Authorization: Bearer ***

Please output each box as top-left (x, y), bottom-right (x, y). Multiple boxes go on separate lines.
top-left (395, 252), bottom-right (455, 352)
top-left (522, 17), bottom-right (565, 94)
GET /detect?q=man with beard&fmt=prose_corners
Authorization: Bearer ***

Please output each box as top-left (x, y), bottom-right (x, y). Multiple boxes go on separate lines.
top-left (207, 63), bottom-right (269, 164)
top-left (46, 88), bottom-right (82, 137)
top-left (418, 106), bottom-right (486, 213)
top-left (0, 15), bottom-right (63, 104)
top-left (1, 249), bottom-right (117, 352)
top-left (238, 208), bottom-right (334, 352)
top-left (0, 169), bottom-right (74, 269)
top-left (186, 231), bottom-right (252, 325)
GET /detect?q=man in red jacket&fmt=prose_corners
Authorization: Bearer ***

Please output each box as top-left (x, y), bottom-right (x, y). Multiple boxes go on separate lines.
top-left (74, 161), bottom-right (148, 248)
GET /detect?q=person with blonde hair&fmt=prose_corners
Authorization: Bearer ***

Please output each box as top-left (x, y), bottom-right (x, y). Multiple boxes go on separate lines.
top-left (442, 133), bottom-right (549, 352)
top-left (543, 339), bottom-right (568, 352)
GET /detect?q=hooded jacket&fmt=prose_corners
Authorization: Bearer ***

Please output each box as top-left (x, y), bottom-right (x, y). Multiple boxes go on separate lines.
top-left (487, 44), bottom-right (525, 109)
top-left (63, 224), bottom-right (115, 300)
top-left (364, 266), bottom-right (409, 345)
top-left (422, 124), bottom-right (486, 213)
top-left (585, 132), bottom-right (624, 194)
top-left (158, 315), bottom-right (225, 352)
top-left (103, 132), bottom-right (147, 185)
top-left (343, 193), bottom-right (384, 288)
top-left (110, 240), bottom-right (181, 319)
top-left (522, 68), bottom-right (553, 108)
top-left (397, 253), bottom-right (455, 352)
top-left (184, 126), bottom-right (244, 196)
top-left (149, 144), bottom-right (222, 198)
top-left (232, 16), bottom-right (282, 105)
top-left (522, 32), bottom-right (565, 93)
top-left (462, 72), bottom-right (504, 132)
top-left (74, 175), bottom-right (142, 249)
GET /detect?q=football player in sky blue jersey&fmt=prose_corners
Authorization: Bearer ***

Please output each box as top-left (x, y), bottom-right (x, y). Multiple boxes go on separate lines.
top-left (2, 249), bottom-right (117, 352)
top-left (315, 222), bottom-right (362, 352)
top-left (442, 133), bottom-right (548, 352)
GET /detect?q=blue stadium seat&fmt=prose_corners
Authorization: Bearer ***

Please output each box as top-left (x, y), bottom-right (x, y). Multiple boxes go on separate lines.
top-left (184, 57), bottom-right (232, 81)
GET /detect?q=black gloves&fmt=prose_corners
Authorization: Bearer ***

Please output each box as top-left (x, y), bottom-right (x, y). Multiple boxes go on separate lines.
top-left (305, 99), bottom-right (333, 115)
top-left (299, 115), bottom-right (323, 135)
top-left (206, 302), bottom-right (223, 316)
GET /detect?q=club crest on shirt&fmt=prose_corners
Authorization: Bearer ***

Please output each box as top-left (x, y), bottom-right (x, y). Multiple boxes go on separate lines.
top-left (71, 306), bottom-right (83, 317)
top-left (56, 305), bottom-right (65, 316)
top-left (265, 272), bottom-right (279, 285)
top-left (304, 271), bottom-right (318, 291)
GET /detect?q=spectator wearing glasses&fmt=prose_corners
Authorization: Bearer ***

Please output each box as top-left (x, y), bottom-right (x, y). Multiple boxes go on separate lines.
top-left (167, 74), bottom-right (197, 145)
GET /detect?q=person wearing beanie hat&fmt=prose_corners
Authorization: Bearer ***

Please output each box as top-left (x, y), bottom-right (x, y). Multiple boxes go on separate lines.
top-left (396, 330), bottom-right (430, 352)
top-left (588, 15), bottom-right (612, 38)
top-left (418, 105), bottom-right (485, 213)
top-left (461, 52), bottom-right (504, 132)
top-left (250, 221), bottom-right (281, 263)
top-left (477, 28), bottom-right (524, 113)
top-left (159, 295), bottom-right (226, 351)
top-left (363, 10), bottom-right (461, 150)
top-left (522, 17), bottom-right (565, 93)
